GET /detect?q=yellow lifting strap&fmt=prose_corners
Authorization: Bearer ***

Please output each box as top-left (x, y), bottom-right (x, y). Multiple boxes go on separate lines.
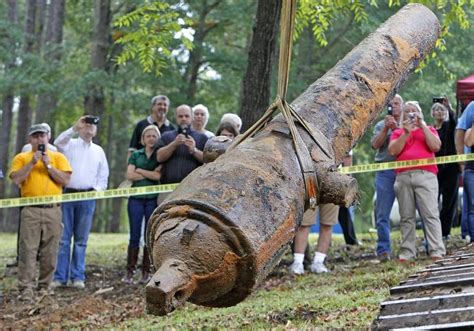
top-left (229, 0), bottom-right (321, 209)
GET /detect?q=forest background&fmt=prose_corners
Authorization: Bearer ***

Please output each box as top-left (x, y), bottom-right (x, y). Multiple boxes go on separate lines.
top-left (1, 0), bottom-right (473, 233)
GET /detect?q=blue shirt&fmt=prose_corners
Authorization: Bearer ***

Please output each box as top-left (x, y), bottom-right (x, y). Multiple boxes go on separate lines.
top-left (456, 101), bottom-right (474, 131)
top-left (157, 129), bottom-right (208, 184)
top-left (457, 101), bottom-right (474, 167)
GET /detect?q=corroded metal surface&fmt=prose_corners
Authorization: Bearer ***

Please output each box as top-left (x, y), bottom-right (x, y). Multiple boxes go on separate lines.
top-left (374, 245), bottom-right (474, 329)
top-left (146, 3), bottom-right (440, 315)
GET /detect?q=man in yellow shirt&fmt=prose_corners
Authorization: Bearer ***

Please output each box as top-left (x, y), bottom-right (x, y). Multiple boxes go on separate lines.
top-left (9, 123), bottom-right (72, 301)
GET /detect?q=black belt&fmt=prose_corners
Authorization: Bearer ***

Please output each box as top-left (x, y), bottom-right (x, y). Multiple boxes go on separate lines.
top-left (64, 188), bottom-right (94, 193)
top-left (30, 204), bottom-right (60, 209)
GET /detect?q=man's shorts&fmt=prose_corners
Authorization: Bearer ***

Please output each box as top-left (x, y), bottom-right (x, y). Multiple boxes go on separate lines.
top-left (301, 203), bottom-right (339, 226)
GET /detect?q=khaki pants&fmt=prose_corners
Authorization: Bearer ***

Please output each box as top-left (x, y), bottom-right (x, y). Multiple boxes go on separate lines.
top-left (300, 203), bottom-right (339, 226)
top-left (18, 206), bottom-right (62, 290)
top-left (394, 170), bottom-right (445, 259)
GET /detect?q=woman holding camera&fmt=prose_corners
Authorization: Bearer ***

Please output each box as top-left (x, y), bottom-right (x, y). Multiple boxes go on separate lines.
top-left (431, 99), bottom-right (459, 239)
top-left (388, 101), bottom-right (445, 261)
top-left (123, 125), bottom-right (162, 284)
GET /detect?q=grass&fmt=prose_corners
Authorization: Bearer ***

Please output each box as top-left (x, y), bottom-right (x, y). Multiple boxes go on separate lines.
top-left (0, 228), bottom-right (464, 329)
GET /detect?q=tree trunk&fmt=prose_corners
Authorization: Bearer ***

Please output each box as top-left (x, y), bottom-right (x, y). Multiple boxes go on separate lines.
top-left (36, 0), bottom-right (65, 123)
top-left (0, 0), bottom-right (18, 210)
top-left (239, 0), bottom-right (281, 131)
top-left (15, 0), bottom-right (37, 154)
top-left (84, 0), bottom-right (111, 140)
top-left (0, 0), bottom-right (17, 229)
top-left (184, 0), bottom-right (222, 103)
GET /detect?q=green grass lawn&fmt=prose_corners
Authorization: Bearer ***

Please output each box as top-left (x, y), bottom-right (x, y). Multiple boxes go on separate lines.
top-left (0, 229), bottom-right (465, 329)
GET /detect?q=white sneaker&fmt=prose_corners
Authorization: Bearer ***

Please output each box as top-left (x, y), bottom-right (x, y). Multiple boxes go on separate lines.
top-left (310, 261), bottom-right (329, 274)
top-left (289, 261), bottom-right (305, 275)
top-left (49, 280), bottom-right (65, 290)
top-left (466, 235), bottom-right (471, 244)
top-left (71, 280), bottom-right (85, 289)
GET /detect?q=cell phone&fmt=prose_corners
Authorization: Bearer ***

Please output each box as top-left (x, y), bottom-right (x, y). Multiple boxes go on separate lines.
top-left (84, 116), bottom-right (99, 125)
top-left (178, 125), bottom-right (190, 138)
top-left (387, 104), bottom-right (393, 116)
top-left (433, 97), bottom-right (444, 104)
top-left (38, 144), bottom-right (45, 153)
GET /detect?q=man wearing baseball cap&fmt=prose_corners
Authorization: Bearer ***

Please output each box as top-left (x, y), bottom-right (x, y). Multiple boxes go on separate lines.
top-left (9, 123), bottom-right (72, 302)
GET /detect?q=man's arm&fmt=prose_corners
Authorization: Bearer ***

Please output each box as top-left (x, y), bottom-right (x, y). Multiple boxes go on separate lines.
top-left (47, 166), bottom-right (71, 186)
top-left (54, 127), bottom-right (75, 151)
top-left (186, 140), bottom-right (203, 162)
top-left (456, 129), bottom-right (466, 155)
top-left (156, 142), bottom-right (178, 163)
top-left (371, 117), bottom-right (397, 150)
top-left (43, 153), bottom-right (71, 186)
top-left (371, 126), bottom-right (389, 150)
top-left (190, 149), bottom-right (204, 163)
top-left (10, 154), bottom-right (38, 186)
top-left (157, 135), bottom-right (185, 163)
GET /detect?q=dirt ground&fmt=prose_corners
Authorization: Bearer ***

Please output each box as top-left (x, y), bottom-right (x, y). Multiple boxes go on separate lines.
top-left (0, 236), bottom-right (467, 330)
top-left (1, 263), bottom-right (146, 330)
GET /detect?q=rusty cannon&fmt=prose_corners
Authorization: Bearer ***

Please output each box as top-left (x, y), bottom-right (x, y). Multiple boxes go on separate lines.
top-left (145, 4), bottom-right (440, 315)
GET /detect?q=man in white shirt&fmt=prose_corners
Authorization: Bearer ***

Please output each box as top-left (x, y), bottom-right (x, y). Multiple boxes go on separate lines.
top-left (51, 115), bottom-right (109, 289)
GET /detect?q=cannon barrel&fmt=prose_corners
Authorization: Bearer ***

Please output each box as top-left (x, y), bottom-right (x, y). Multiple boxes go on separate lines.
top-left (146, 3), bottom-right (440, 315)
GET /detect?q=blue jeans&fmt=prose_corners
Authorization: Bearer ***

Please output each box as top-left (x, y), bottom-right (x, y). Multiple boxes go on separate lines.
top-left (463, 170), bottom-right (474, 241)
top-left (462, 175), bottom-right (469, 238)
top-left (375, 169), bottom-right (396, 255)
top-left (128, 197), bottom-right (157, 249)
top-left (54, 200), bottom-right (96, 283)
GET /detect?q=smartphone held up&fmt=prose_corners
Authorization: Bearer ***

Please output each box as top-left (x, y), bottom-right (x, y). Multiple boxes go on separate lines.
top-left (84, 116), bottom-right (100, 125)
top-left (432, 97), bottom-right (444, 104)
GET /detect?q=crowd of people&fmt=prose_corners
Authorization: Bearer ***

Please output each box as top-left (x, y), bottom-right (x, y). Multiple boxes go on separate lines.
top-left (6, 91), bottom-right (474, 298)
top-left (371, 94), bottom-right (467, 265)
top-left (6, 95), bottom-right (241, 301)
top-left (289, 94), bottom-right (474, 275)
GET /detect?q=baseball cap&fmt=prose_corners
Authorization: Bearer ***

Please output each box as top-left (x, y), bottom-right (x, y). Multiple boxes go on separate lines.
top-left (28, 123), bottom-right (50, 135)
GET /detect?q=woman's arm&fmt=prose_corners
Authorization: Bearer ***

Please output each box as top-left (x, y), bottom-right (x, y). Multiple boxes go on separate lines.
top-left (420, 121), bottom-right (441, 152)
top-left (135, 165), bottom-right (162, 181)
top-left (388, 132), bottom-right (409, 156)
top-left (126, 164), bottom-right (145, 181)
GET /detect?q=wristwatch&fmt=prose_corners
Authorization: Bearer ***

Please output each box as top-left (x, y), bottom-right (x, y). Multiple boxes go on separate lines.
top-left (46, 164), bottom-right (52, 170)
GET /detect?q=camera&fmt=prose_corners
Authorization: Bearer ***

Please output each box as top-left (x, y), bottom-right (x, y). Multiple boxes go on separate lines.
top-left (38, 144), bottom-right (45, 153)
top-left (387, 104), bottom-right (393, 116)
top-left (433, 97), bottom-right (444, 104)
top-left (178, 125), bottom-right (190, 138)
top-left (84, 116), bottom-right (99, 125)
top-left (408, 113), bottom-right (417, 123)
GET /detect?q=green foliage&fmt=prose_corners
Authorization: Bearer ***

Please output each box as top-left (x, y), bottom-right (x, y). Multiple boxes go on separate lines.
top-left (113, 2), bottom-right (193, 75)
top-left (296, 0), bottom-right (473, 79)
top-left (295, 0), bottom-right (371, 46)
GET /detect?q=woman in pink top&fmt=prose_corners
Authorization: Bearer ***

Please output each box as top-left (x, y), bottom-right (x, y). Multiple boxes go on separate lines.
top-left (388, 101), bottom-right (445, 261)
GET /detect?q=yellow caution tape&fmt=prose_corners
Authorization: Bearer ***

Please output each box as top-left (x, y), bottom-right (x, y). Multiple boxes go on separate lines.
top-left (339, 153), bottom-right (473, 174)
top-left (0, 184), bottom-right (178, 209)
top-left (1, 153), bottom-right (471, 208)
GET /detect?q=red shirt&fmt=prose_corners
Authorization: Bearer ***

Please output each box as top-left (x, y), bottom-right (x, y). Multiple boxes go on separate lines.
top-left (390, 126), bottom-right (439, 174)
